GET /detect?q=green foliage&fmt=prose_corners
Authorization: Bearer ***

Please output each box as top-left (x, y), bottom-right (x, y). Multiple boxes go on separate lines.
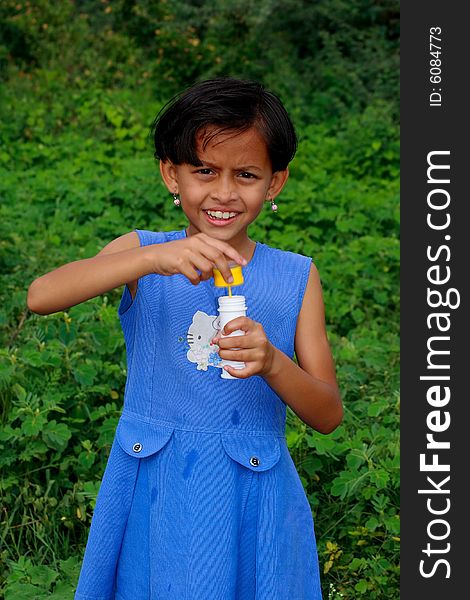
top-left (1, 556), bottom-right (80, 599)
top-left (0, 1), bottom-right (399, 598)
top-left (0, 0), bottom-right (398, 125)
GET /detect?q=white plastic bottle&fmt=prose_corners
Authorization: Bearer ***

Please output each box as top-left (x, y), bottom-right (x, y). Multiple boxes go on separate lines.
top-left (216, 295), bottom-right (247, 379)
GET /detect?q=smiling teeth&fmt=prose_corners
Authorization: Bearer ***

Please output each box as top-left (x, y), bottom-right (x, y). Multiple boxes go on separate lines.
top-left (206, 210), bottom-right (238, 219)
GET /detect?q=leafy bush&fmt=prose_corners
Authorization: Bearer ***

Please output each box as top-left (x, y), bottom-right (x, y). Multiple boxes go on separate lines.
top-left (0, 2), bottom-right (399, 597)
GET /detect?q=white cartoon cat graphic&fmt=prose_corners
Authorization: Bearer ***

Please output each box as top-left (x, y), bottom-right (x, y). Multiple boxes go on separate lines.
top-left (186, 310), bottom-right (223, 371)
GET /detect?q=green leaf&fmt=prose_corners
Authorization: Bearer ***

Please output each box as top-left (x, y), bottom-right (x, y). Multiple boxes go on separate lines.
top-left (42, 421), bottom-right (72, 451)
top-left (367, 399), bottom-right (388, 417)
top-left (73, 362), bottom-right (98, 386)
top-left (21, 414), bottom-right (48, 436)
top-left (384, 515), bottom-right (400, 534)
top-left (78, 449), bottom-right (96, 469)
top-left (354, 579), bottom-right (369, 594)
top-left (49, 580), bottom-right (76, 599)
top-left (21, 349), bottom-right (44, 367)
top-left (302, 456), bottom-right (323, 477)
top-left (286, 429), bottom-right (301, 447)
top-left (348, 557), bottom-right (367, 571)
top-left (104, 105), bottom-right (124, 128)
top-left (4, 583), bottom-right (44, 600)
top-left (370, 469), bottom-right (390, 489)
top-left (307, 433), bottom-right (335, 455)
top-left (365, 516), bottom-right (380, 531)
top-left (59, 322), bottom-right (77, 346)
top-left (29, 565), bottom-right (59, 588)
top-left (346, 451), bottom-right (364, 469)
top-left (58, 556), bottom-right (82, 580)
top-left (96, 416), bottom-right (119, 447)
top-left (40, 350), bottom-right (62, 368)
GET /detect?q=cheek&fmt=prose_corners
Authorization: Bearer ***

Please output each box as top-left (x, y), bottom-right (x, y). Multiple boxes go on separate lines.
top-left (180, 184), bottom-right (204, 202)
top-left (241, 183), bottom-right (267, 199)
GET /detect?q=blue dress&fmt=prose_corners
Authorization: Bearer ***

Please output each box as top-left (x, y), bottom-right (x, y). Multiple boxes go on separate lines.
top-left (74, 228), bottom-right (323, 600)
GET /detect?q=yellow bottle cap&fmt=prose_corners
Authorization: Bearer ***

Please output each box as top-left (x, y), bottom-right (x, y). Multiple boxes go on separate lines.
top-left (212, 264), bottom-right (244, 287)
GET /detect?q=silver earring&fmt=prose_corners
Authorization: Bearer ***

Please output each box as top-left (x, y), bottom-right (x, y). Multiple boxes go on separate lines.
top-left (172, 192), bottom-right (181, 207)
top-left (270, 197), bottom-right (278, 212)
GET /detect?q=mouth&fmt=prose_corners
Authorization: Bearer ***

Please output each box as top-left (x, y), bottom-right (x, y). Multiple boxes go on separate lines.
top-left (203, 209), bottom-right (241, 226)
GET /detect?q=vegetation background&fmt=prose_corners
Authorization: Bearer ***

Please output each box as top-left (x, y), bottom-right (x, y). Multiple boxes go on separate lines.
top-left (0, 1), bottom-right (399, 598)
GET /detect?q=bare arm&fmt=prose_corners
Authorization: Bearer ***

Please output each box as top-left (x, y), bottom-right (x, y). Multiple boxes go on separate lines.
top-left (213, 262), bottom-right (343, 433)
top-left (27, 231), bottom-right (248, 316)
top-left (262, 263), bottom-right (343, 434)
top-left (27, 232), bottom-right (147, 315)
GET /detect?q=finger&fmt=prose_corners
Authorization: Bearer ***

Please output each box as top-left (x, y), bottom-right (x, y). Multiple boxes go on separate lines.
top-left (222, 317), bottom-right (251, 335)
top-left (180, 264), bottom-right (202, 286)
top-left (181, 246), bottom-right (228, 282)
top-left (218, 348), bottom-right (251, 362)
top-left (214, 335), bottom-right (251, 349)
top-left (191, 242), bottom-right (235, 284)
top-left (199, 234), bottom-right (248, 268)
top-left (213, 258), bottom-right (235, 285)
top-left (190, 254), bottom-right (219, 282)
top-left (205, 247), bottom-right (237, 285)
top-left (223, 365), bottom-right (251, 379)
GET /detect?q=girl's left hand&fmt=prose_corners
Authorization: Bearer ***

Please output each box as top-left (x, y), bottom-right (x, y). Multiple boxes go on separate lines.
top-left (211, 317), bottom-right (276, 378)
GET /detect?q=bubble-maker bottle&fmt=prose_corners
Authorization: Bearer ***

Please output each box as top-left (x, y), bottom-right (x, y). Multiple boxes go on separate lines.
top-left (213, 263), bottom-right (247, 380)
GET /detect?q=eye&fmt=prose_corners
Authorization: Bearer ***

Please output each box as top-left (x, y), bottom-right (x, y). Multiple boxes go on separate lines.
top-left (194, 168), bottom-right (214, 175)
top-left (238, 171), bottom-right (257, 179)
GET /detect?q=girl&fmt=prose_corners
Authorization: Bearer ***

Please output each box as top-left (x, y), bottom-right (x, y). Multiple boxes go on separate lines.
top-left (27, 77), bottom-right (343, 599)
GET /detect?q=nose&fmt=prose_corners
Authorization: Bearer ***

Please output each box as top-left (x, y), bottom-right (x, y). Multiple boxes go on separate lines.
top-left (211, 174), bottom-right (237, 203)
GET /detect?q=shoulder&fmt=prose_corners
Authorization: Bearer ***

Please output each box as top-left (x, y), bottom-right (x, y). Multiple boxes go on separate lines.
top-left (259, 241), bottom-right (313, 271)
top-left (95, 231), bottom-right (140, 256)
top-left (97, 229), bottom-right (183, 255)
top-left (295, 261), bottom-right (326, 349)
top-left (134, 228), bottom-right (184, 247)
top-left (260, 242), bottom-right (313, 298)
top-left (300, 262), bottom-right (322, 305)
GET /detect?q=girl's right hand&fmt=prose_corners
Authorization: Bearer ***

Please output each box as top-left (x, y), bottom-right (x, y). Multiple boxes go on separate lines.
top-left (151, 232), bottom-right (248, 285)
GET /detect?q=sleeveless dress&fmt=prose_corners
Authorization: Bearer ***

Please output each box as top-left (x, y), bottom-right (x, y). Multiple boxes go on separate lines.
top-left (74, 228), bottom-right (323, 600)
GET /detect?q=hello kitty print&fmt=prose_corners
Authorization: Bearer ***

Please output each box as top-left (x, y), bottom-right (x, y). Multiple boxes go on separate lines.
top-left (184, 310), bottom-right (223, 371)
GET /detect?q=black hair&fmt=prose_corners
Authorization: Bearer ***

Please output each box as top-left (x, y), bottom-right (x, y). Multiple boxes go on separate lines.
top-left (150, 77), bottom-right (297, 173)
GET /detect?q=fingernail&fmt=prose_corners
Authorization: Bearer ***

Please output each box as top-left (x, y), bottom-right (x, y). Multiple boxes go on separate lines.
top-left (242, 258), bottom-right (248, 265)
top-left (227, 276), bottom-right (234, 283)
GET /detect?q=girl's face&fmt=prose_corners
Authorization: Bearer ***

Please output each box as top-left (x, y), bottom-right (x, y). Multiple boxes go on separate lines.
top-left (160, 126), bottom-right (289, 254)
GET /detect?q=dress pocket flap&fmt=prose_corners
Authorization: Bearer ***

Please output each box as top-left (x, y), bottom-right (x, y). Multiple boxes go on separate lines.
top-left (221, 433), bottom-right (281, 472)
top-left (116, 417), bottom-right (174, 458)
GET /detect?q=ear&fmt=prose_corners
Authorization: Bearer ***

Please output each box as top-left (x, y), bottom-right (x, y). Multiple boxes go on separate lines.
top-left (267, 168), bottom-right (289, 200)
top-left (159, 160), bottom-right (179, 193)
